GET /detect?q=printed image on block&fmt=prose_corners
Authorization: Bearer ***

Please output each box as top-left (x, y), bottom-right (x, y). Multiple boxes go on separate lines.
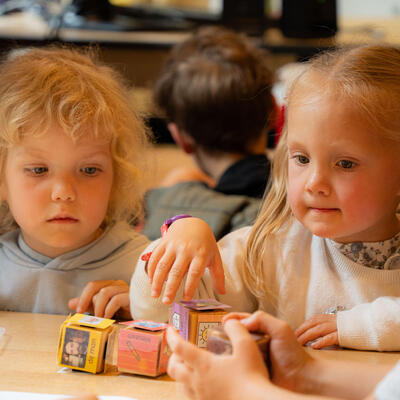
top-left (62, 327), bottom-right (90, 368)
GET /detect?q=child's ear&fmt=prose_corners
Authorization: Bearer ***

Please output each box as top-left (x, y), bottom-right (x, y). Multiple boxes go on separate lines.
top-left (168, 123), bottom-right (194, 154)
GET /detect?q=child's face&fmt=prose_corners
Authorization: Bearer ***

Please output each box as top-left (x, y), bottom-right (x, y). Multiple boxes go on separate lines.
top-left (65, 340), bottom-right (83, 355)
top-left (287, 81), bottom-right (400, 243)
top-left (1, 125), bottom-right (114, 257)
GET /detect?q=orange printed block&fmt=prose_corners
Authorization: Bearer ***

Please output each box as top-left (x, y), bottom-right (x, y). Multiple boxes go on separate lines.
top-left (117, 320), bottom-right (170, 377)
top-left (170, 299), bottom-right (231, 348)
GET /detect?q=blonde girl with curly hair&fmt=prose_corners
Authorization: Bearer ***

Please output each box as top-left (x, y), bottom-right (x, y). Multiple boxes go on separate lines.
top-left (0, 47), bottom-right (223, 317)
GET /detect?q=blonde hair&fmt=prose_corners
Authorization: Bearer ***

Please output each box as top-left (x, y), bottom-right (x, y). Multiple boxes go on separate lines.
top-left (0, 46), bottom-right (149, 234)
top-left (245, 44), bottom-right (400, 302)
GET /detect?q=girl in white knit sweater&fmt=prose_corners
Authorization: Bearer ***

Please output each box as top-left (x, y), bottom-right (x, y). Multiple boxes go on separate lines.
top-left (131, 44), bottom-right (400, 351)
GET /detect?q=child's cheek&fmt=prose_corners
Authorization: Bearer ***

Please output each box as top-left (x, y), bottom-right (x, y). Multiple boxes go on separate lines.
top-left (287, 171), bottom-right (303, 217)
top-left (287, 187), bottom-right (300, 217)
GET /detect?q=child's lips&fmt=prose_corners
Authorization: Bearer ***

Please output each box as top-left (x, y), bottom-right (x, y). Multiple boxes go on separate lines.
top-left (47, 216), bottom-right (78, 223)
top-left (309, 207), bottom-right (339, 213)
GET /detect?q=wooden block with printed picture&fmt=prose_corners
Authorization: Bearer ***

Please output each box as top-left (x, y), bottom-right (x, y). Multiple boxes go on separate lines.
top-left (117, 320), bottom-right (171, 377)
top-left (57, 313), bottom-right (115, 374)
top-left (169, 299), bottom-right (231, 348)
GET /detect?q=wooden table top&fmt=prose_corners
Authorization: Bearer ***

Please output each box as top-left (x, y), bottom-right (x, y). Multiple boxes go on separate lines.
top-left (0, 311), bottom-right (399, 399)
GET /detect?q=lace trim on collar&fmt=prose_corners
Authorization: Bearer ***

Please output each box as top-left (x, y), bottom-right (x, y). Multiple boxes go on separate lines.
top-left (330, 232), bottom-right (400, 270)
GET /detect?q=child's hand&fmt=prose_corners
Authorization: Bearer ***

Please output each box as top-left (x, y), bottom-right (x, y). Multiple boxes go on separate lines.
top-left (167, 319), bottom-right (270, 400)
top-left (147, 217), bottom-right (225, 304)
top-left (295, 314), bottom-right (338, 349)
top-left (68, 280), bottom-right (131, 320)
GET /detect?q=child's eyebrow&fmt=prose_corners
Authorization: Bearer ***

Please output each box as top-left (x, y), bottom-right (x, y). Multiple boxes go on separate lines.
top-left (11, 147), bottom-right (46, 159)
top-left (286, 139), bottom-right (305, 149)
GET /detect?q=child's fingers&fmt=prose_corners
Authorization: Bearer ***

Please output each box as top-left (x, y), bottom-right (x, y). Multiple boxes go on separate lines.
top-left (162, 254), bottom-right (191, 304)
top-left (294, 316), bottom-right (321, 337)
top-left (68, 297), bottom-right (79, 311)
top-left (146, 244), bottom-right (166, 283)
top-left (294, 314), bottom-right (336, 338)
top-left (151, 251), bottom-right (177, 298)
top-left (181, 253), bottom-right (225, 301)
top-left (296, 322), bottom-right (336, 345)
top-left (181, 257), bottom-right (206, 302)
top-left (103, 292), bottom-right (131, 319)
top-left (68, 297), bottom-right (94, 315)
top-left (310, 332), bottom-right (338, 349)
top-left (209, 253), bottom-right (225, 295)
top-left (92, 285), bottom-right (129, 318)
top-left (76, 280), bottom-right (115, 314)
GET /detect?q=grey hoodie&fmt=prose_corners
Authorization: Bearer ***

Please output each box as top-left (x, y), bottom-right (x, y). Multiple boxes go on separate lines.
top-left (0, 222), bottom-right (150, 315)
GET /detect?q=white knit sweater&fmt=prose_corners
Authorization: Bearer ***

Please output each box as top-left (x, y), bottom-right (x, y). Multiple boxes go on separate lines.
top-left (130, 220), bottom-right (400, 351)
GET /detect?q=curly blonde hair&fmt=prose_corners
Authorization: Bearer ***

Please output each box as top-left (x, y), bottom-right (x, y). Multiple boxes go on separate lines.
top-left (0, 46), bottom-right (149, 234)
top-left (245, 44), bottom-right (400, 302)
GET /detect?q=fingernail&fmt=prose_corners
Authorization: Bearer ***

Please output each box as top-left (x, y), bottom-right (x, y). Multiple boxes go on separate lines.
top-left (77, 307), bottom-right (82, 313)
top-left (162, 296), bottom-right (171, 304)
top-left (151, 290), bottom-right (158, 298)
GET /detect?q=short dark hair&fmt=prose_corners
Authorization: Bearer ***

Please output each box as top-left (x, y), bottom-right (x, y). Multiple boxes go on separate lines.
top-left (154, 26), bottom-right (274, 154)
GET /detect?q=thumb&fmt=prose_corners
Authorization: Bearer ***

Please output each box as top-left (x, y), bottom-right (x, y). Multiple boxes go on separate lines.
top-left (241, 311), bottom-right (289, 339)
top-left (224, 319), bottom-right (268, 375)
top-left (209, 252), bottom-right (225, 294)
top-left (224, 319), bottom-right (260, 359)
top-left (240, 311), bottom-right (303, 355)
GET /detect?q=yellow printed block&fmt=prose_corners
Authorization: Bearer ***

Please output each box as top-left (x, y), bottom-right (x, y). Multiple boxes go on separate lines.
top-left (57, 314), bottom-right (114, 374)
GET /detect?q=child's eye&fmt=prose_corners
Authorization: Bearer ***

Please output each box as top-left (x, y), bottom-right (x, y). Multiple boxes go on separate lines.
top-left (81, 167), bottom-right (100, 175)
top-left (25, 167), bottom-right (48, 175)
top-left (337, 160), bottom-right (356, 169)
top-left (293, 155), bottom-right (309, 165)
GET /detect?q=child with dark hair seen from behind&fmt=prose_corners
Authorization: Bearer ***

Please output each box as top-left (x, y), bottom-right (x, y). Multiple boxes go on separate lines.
top-left (142, 26), bottom-right (278, 241)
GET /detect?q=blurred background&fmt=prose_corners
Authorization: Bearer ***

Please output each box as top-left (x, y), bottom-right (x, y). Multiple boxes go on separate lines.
top-left (0, 0), bottom-right (398, 183)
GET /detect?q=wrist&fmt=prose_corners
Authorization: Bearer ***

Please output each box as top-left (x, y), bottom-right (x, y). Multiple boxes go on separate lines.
top-left (294, 358), bottom-right (329, 395)
top-left (161, 214), bottom-right (192, 236)
top-left (246, 376), bottom-right (281, 400)
top-left (140, 215), bottom-right (193, 263)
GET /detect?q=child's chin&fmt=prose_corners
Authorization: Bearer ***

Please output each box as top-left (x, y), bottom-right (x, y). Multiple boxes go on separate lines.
top-left (301, 221), bottom-right (334, 238)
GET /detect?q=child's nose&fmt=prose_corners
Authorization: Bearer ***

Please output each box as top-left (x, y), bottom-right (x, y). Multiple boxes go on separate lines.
top-left (305, 168), bottom-right (331, 196)
top-left (51, 177), bottom-right (76, 201)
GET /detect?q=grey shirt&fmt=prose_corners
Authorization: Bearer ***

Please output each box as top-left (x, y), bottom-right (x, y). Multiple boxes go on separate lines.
top-left (0, 222), bottom-right (149, 315)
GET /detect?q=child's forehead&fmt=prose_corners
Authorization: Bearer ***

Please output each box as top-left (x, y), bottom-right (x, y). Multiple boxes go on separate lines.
top-left (289, 71), bottom-right (333, 104)
top-left (10, 128), bottom-right (112, 161)
top-left (20, 124), bottom-right (111, 146)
